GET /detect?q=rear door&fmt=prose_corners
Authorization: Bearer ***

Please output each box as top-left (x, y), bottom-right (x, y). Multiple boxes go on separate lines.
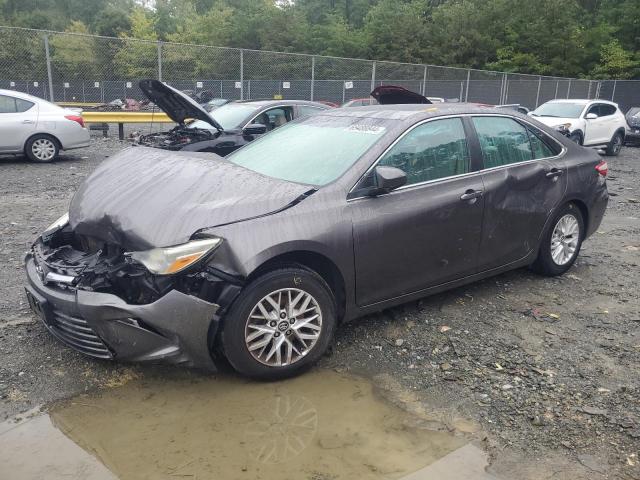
top-left (0, 95), bottom-right (37, 152)
top-left (471, 115), bottom-right (568, 271)
top-left (350, 117), bottom-right (485, 306)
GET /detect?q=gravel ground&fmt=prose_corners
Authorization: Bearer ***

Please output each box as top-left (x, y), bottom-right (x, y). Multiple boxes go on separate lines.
top-left (0, 134), bottom-right (638, 479)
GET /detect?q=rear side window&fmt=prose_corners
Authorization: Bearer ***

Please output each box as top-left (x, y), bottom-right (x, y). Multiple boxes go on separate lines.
top-left (598, 104), bottom-right (616, 117)
top-left (378, 117), bottom-right (470, 185)
top-left (527, 125), bottom-right (560, 158)
top-left (297, 105), bottom-right (324, 118)
top-left (473, 117), bottom-right (533, 168)
top-left (0, 95), bottom-right (34, 113)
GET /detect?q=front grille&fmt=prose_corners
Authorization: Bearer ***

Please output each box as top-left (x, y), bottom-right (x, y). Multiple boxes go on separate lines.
top-left (48, 310), bottom-right (112, 359)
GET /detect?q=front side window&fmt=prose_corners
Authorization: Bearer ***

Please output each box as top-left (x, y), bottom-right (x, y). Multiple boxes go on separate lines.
top-left (228, 114), bottom-right (392, 186)
top-left (473, 117), bottom-right (533, 168)
top-left (250, 107), bottom-right (294, 131)
top-left (377, 118), bottom-right (470, 185)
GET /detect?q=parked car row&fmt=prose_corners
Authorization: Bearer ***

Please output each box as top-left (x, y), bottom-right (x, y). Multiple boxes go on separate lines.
top-left (24, 82), bottom-right (610, 379)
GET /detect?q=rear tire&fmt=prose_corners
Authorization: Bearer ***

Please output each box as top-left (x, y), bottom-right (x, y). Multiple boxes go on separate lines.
top-left (531, 203), bottom-right (584, 277)
top-left (25, 135), bottom-right (59, 163)
top-left (221, 267), bottom-right (336, 380)
top-left (605, 131), bottom-right (623, 156)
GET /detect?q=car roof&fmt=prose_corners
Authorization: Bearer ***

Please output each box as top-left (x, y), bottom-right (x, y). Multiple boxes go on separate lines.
top-left (0, 89), bottom-right (45, 102)
top-left (235, 99), bottom-right (330, 108)
top-left (317, 103), bottom-right (514, 121)
top-left (545, 99), bottom-right (617, 106)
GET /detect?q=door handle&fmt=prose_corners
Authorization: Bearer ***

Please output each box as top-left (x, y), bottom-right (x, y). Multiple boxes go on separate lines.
top-left (21, 119), bottom-right (35, 124)
top-left (545, 168), bottom-right (563, 179)
top-left (460, 189), bottom-right (483, 201)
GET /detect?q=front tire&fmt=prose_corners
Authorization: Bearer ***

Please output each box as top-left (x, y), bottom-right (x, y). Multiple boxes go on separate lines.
top-left (569, 131), bottom-right (583, 145)
top-left (221, 267), bottom-right (336, 380)
top-left (605, 131), bottom-right (623, 156)
top-left (25, 135), bottom-right (59, 163)
top-left (531, 203), bottom-right (584, 276)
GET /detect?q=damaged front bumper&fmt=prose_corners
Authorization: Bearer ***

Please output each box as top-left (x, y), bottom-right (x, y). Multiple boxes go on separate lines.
top-left (24, 250), bottom-right (223, 371)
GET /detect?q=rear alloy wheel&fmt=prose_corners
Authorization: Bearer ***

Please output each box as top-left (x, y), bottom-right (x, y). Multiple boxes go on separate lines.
top-left (605, 132), bottom-right (623, 156)
top-left (531, 203), bottom-right (584, 276)
top-left (26, 135), bottom-right (59, 163)
top-left (221, 267), bottom-right (336, 379)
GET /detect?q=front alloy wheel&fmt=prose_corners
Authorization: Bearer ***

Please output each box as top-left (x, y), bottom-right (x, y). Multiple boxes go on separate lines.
top-left (245, 288), bottom-right (323, 367)
top-left (221, 267), bottom-right (336, 379)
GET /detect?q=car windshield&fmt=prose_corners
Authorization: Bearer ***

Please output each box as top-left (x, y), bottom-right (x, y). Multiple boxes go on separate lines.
top-left (189, 103), bottom-right (259, 130)
top-left (531, 102), bottom-right (585, 118)
top-left (228, 115), bottom-right (392, 186)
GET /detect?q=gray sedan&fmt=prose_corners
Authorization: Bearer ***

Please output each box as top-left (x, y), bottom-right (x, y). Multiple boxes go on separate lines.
top-left (0, 89), bottom-right (90, 162)
top-left (25, 104), bottom-right (608, 379)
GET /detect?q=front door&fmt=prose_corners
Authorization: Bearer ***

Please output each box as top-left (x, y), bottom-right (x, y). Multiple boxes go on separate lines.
top-left (471, 116), bottom-right (568, 271)
top-left (350, 117), bottom-right (485, 306)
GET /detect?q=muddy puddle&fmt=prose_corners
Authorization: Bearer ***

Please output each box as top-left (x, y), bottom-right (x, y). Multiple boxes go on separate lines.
top-left (0, 369), bottom-right (495, 480)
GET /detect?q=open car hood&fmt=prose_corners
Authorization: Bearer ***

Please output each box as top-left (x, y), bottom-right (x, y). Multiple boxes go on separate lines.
top-left (68, 147), bottom-right (314, 250)
top-left (139, 79), bottom-right (223, 131)
top-left (370, 85), bottom-right (432, 105)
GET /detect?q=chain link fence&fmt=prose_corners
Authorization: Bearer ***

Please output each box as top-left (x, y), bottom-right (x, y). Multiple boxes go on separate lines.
top-left (1, 25), bottom-right (638, 112)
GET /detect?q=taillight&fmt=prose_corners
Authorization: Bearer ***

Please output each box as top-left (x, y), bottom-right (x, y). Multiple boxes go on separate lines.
top-left (64, 115), bottom-right (84, 128)
top-left (595, 160), bottom-right (608, 177)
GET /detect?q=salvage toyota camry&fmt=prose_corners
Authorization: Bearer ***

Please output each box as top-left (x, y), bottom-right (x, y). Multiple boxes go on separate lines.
top-left (24, 104), bottom-right (608, 379)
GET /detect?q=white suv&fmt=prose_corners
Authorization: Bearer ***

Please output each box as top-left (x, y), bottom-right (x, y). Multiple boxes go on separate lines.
top-left (530, 99), bottom-right (626, 156)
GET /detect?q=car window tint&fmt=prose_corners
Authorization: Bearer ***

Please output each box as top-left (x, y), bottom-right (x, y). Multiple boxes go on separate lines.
top-left (378, 118), bottom-right (469, 185)
top-left (527, 127), bottom-right (555, 159)
top-left (586, 104), bottom-right (600, 116)
top-left (473, 117), bottom-right (533, 168)
top-left (15, 98), bottom-right (34, 112)
top-left (0, 95), bottom-right (17, 113)
top-left (599, 104), bottom-right (616, 117)
top-left (297, 106), bottom-right (324, 118)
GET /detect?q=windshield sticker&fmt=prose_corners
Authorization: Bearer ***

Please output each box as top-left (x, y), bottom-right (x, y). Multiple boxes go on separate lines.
top-left (346, 125), bottom-right (386, 134)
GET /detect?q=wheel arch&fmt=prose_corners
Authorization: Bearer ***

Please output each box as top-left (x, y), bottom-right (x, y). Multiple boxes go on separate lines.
top-left (563, 198), bottom-right (589, 237)
top-left (248, 250), bottom-right (347, 323)
top-left (24, 132), bottom-right (62, 151)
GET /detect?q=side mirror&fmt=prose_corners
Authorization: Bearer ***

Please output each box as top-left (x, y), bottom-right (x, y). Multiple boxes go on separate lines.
top-left (368, 166), bottom-right (407, 196)
top-left (585, 113), bottom-right (598, 120)
top-left (243, 123), bottom-right (267, 135)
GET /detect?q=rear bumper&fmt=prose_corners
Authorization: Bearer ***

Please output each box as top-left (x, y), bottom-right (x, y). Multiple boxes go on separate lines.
top-left (61, 129), bottom-right (91, 150)
top-left (24, 255), bottom-right (220, 370)
top-left (585, 182), bottom-right (609, 238)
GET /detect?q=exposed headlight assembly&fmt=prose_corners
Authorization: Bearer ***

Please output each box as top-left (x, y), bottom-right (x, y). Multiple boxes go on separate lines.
top-left (554, 123), bottom-right (572, 130)
top-left (41, 212), bottom-right (69, 239)
top-left (127, 238), bottom-right (222, 275)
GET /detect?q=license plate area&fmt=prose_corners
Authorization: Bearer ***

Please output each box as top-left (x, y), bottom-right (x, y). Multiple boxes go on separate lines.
top-left (25, 287), bottom-right (51, 325)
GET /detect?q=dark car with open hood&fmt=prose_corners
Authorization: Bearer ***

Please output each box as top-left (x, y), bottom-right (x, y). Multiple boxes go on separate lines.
top-left (24, 103), bottom-right (608, 379)
top-left (136, 79), bottom-right (330, 155)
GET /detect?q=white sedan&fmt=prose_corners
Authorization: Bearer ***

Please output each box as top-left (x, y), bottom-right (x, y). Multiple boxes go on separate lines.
top-left (529, 99), bottom-right (627, 156)
top-left (0, 89), bottom-right (90, 162)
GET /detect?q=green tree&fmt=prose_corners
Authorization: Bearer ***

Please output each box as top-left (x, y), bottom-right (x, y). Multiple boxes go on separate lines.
top-left (591, 39), bottom-right (637, 79)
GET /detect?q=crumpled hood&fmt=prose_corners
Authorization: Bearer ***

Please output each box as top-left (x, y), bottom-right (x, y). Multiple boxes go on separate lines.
top-left (530, 116), bottom-right (575, 128)
top-left (139, 79), bottom-right (223, 131)
top-left (69, 147), bottom-right (313, 250)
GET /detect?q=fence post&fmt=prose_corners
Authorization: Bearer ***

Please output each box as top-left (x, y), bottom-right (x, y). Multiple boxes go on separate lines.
top-left (370, 61), bottom-right (376, 92)
top-left (464, 69), bottom-right (471, 102)
top-left (310, 56), bottom-right (315, 101)
top-left (43, 34), bottom-right (54, 102)
top-left (587, 80), bottom-right (592, 99)
top-left (240, 49), bottom-right (244, 100)
top-left (611, 80), bottom-right (617, 101)
top-left (421, 65), bottom-right (427, 96)
top-left (595, 81), bottom-right (601, 99)
top-left (554, 80), bottom-right (559, 99)
top-left (500, 73), bottom-right (506, 104)
top-left (567, 79), bottom-right (571, 98)
top-left (535, 76), bottom-right (542, 108)
top-left (157, 41), bottom-right (163, 81)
